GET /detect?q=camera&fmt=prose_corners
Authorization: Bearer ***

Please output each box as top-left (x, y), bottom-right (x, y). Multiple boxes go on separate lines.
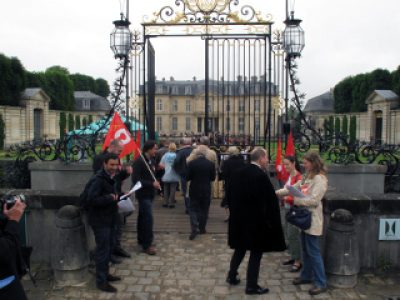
top-left (0, 194), bottom-right (26, 210)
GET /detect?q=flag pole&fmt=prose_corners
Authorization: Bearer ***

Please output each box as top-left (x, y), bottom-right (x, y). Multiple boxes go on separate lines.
top-left (135, 148), bottom-right (162, 191)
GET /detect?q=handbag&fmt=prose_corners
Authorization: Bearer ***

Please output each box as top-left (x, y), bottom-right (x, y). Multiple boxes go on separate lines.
top-left (118, 197), bottom-right (135, 215)
top-left (286, 206), bottom-right (311, 230)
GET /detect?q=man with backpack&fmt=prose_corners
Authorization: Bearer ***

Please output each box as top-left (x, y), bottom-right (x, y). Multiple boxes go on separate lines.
top-left (87, 152), bottom-right (123, 293)
top-left (92, 139), bottom-right (132, 259)
top-left (173, 137), bottom-right (193, 214)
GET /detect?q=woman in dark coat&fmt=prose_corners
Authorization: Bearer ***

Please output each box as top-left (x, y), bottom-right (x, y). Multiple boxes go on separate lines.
top-left (227, 147), bottom-right (286, 295)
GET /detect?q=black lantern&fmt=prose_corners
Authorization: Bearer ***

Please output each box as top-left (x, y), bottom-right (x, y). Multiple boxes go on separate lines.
top-left (110, 17), bottom-right (132, 59)
top-left (283, 12), bottom-right (305, 58)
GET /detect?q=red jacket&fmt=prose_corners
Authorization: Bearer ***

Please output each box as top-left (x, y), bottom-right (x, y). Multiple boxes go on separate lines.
top-left (284, 171), bottom-right (303, 206)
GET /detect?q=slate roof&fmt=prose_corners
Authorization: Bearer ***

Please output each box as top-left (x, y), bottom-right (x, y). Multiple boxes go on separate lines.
top-left (74, 91), bottom-right (111, 112)
top-left (21, 88), bottom-right (50, 101)
top-left (374, 90), bottom-right (399, 101)
top-left (304, 91), bottom-right (334, 113)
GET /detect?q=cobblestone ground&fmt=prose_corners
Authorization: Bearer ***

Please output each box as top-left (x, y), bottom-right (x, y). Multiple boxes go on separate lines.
top-left (23, 198), bottom-right (400, 300)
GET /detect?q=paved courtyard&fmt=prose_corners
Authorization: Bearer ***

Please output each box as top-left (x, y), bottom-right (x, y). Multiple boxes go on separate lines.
top-left (23, 197), bottom-right (400, 300)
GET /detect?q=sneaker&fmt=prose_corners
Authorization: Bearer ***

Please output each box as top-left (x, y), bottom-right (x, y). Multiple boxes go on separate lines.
top-left (143, 246), bottom-right (156, 255)
top-left (309, 286), bottom-right (327, 295)
top-left (107, 274), bottom-right (121, 282)
top-left (97, 282), bottom-right (117, 293)
top-left (189, 231), bottom-right (198, 240)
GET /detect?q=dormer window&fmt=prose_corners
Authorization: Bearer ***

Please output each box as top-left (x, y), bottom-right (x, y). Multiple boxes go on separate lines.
top-left (185, 86), bottom-right (192, 95)
top-left (83, 99), bottom-right (91, 109)
top-left (172, 86), bottom-right (179, 94)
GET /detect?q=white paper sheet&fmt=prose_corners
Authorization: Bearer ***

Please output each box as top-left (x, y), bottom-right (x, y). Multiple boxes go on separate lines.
top-left (286, 185), bottom-right (308, 198)
top-left (120, 181), bottom-right (142, 200)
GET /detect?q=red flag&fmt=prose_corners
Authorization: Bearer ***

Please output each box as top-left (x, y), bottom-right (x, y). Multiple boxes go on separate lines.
top-left (285, 131), bottom-right (295, 156)
top-left (134, 130), bottom-right (141, 159)
top-left (102, 112), bottom-right (139, 159)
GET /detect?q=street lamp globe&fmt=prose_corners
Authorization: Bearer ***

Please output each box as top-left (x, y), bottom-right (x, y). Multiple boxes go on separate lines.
top-left (283, 12), bottom-right (305, 58)
top-left (110, 17), bottom-right (132, 59)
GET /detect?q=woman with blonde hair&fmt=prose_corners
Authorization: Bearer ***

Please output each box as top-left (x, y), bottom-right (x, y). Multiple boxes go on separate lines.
top-left (276, 151), bottom-right (328, 295)
top-left (159, 143), bottom-right (180, 208)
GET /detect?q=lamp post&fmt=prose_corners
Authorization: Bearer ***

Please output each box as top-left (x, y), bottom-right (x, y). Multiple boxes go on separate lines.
top-left (110, 8), bottom-right (132, 127)
top-left (282, 4), bottom-right (305, 141)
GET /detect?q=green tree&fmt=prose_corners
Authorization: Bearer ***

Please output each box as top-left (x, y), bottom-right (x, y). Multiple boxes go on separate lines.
top-left (88, 115), bottom-right (93, 124)
top-left (0, 114), bottom-right (5, 150)
top-left (68, 113), bottom-right (74, 131)
top-left (349, 116), bottom-right (357, 144)
top-left (70, 73), bottom-right (96, 92)
top-left (334, 77), bottom-right (353, 113)
top-left (335, 117), bottom-right (341, 135)
top-left (328, 116), bottom-right (334, 135)
top-left (43, 68), bottom-right (74, 110)
top-left (0, 54), bottom-right (26, 106)
top-left (59, 112), bottom-right (66, 140)
top-left (82, 117), bottom-right (87, 127)
top-left (26, 71), bottom-right (45, 88)
top-left (391, 66), bottom-right (400, 96)
top-left (46, 65), bottom-right (70, 76)
top-left (342, 115), bottom-right (348, 137)
top-left (75, 115), bottom-right (81, 129)
top-left (95, 78), bottom-right (110, 98)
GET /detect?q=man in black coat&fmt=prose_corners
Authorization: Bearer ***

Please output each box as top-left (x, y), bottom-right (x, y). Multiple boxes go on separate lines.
top-left (227, 147), bottom-right (286, 295)
top-left (87, 153), bottom-right (122, 293)
top-left (186, 145), bottom-right (216, 240)
top-left (0, 198), bottom-right (27, 299)
top-left (92, 139), bottom-right (132, 259)
top-left (174, 137), bottom-right (193, 213)
top-left (131, 140), bottom-right (161, 255)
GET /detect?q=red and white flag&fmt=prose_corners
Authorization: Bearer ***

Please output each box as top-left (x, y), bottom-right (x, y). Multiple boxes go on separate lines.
top-left (276, 137), bottom-right (290, 182)
top-left (134, 129), bottom-right (141, 159)
top-left (102, 112), bottom-right (139, 159)
top-left (285, 131), bottom-right (295, 156)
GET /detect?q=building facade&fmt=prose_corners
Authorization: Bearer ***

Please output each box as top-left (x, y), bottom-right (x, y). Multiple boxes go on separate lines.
top-left (304, 90), bottom-right (400, 144)
top-left (138, 77), bottom-right (281, 143)
top-left (0, 89), bottom-right (110, 147)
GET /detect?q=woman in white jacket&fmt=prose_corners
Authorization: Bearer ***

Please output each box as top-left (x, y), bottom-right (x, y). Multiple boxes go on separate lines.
top-left (276, 151), bottom-right (328, 295)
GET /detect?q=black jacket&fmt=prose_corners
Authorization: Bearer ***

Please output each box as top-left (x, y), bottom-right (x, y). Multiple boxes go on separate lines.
top-left (228, 164), bottom-right (286, 252)
top-left (0, 219), bottom-right (26, 280)
top-left (131, 155), bottom-right (156, 200)
top-left (92, 151), bottom-right (129, 194)
top-left (174, 146), bottom-right (194, 178)
top-left (220, 155), bottom-right (246, 207)
top-left (186, 155), bottom-right (216, 199)
top-left (87, 169), bottom-right (119, 227)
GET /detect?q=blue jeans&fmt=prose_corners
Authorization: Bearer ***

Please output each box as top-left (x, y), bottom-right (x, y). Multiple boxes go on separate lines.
top-left (180, 178), bottom-right (189, 211)
top-left (92, 225), bottom-right (116, 285)
top-left (137, 198), bottom-right (154, 250)
top-left (300, 232), bottom-right (327, 288)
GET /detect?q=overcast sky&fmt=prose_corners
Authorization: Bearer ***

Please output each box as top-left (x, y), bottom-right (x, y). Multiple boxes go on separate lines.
top-left (0, 0), bottom-right (399, 101)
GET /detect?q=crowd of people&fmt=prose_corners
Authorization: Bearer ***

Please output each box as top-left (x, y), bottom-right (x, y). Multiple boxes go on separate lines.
top-left (0, 135), bottom-right (329, 297)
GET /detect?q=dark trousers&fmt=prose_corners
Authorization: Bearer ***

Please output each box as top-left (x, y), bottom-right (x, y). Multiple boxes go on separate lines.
top-left (228, 249), bottom-right (263, 288)
top-left (163, 182), bottom-right (178, 205)
top-left (137, 198), bottom-right (154, 250)
top-left (189, 195), bottom-right (211, 233)
top-left (0, 278), bottom-right (27, 300)
top-left (91, 225), bottom-right (116, 285)
top-left (180, 178), bottom-right (190, 211)
top-left (114, 213), bottom-right (124, 250)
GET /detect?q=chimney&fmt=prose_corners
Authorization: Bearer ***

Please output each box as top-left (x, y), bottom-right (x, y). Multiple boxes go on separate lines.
top-left (237, 75), bottom-right (242, 82)
top-left (170, 76), bottom-right (174, 81)
top-left (193, 76), bottom-right (197, 81)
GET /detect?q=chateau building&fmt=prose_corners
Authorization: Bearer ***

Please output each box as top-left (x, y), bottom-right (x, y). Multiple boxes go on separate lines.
top-left (138, 77), bottom-right (281, 141)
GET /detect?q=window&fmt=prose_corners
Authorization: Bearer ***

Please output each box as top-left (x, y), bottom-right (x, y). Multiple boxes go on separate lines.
top-left (185, 117), bottom-right (191, 131)
top-left (207, 103), bottom-right (212, 113)
top-left (239, 99), bottom-right (245, 112)
top-left (156, 117), bottom-right (162, 131)
top-left (255, 99), bottom-right (260, 112)
top-left (83, 99), bottom-right (90, 109)
top-left (226, 101), bottom-right (231, 112)
top-left (197, 118), bottom-right (202, 133)
top-left (185, 99), bottom-right (191, 112)
top-left (226, 117), bottom-right (231, 131)
top-left (157, 99), bottom-right (163, 111)
top-left (172, 86), bottom-right (179, 94)
top-left (156, 85), bottom-right (164, 94)
top-left (185, 86), bottom-right (192, 95)
top-left (255, 85), bottom-right (261, 94)
top-left (255, 118), bottom-right (260, 130)
top-left (239, 117), bottom-right (245, 132)
top-left (172, 117), bottom-right (178, 131)
top-left (172, 100), bottom-right (178, 112)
